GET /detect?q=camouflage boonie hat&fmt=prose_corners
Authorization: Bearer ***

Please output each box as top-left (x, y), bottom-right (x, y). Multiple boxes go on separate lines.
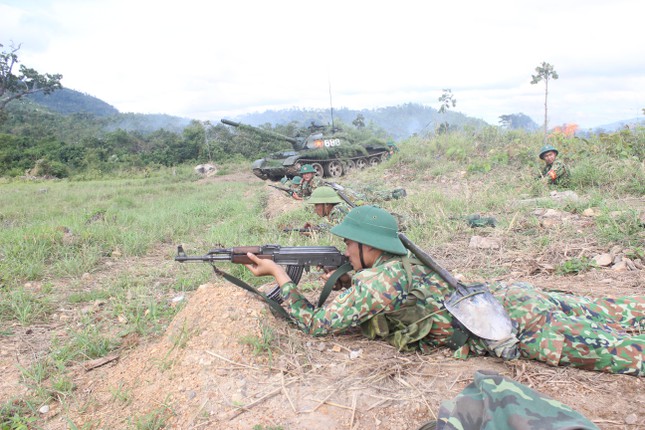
top-left (299, 164), bottom-right (317, 174)
top-left (331, 205), bottom-right (407, 255)
top-left (539, 145), bottom-right (558, 159)
top-left (307, 187), bottom-right (343, 205)
top-left (291, 176), bottom-right (302, 185)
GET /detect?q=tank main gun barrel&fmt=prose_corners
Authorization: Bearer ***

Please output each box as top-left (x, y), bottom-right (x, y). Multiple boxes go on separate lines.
top-left (221, 118), bottom-right (300, 146)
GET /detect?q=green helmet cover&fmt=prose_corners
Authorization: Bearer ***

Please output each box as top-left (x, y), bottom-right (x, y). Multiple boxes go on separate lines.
top-left (280, 176), bottom-right (288, 184)
top-left (307, 186), bottom-right (343, 204)
top-left (291, 176), bottom-right (302, 185)
top-left (330, 205), bottom-right (407, 255)
top-left (539, 145), bottom-right (558, 159)
top-left (299, 164), bottom-right (317, 174)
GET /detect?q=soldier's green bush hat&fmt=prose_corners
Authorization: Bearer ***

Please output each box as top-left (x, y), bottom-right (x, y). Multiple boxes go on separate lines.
top-left (539, 145), bottom-right (558, 159)
top-left (279, 176), bottom-right (289, 184)
top-left (331, 206), bottom-right (407, 255)
top-left (291, 176), bottom-right (302, 185)
top-left (307, 186), bottom-right (343, 205)
top-left (299, 164), bottom-right (317, 174)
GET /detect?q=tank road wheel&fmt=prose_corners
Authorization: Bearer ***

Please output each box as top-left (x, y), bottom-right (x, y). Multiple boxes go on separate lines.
top-left (311, 163), bottom-right (324, 177)
top-left (355, 157), bottom-right (368, 169)
top-left (369, 156), bottom-right (381, 167)
top-left (325, 160), bottom-right (344, 178)
top-left (343, 159), bottom-right (356, 174)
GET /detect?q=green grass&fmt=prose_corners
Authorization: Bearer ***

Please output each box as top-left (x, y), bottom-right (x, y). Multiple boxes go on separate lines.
top-left (239, 319), bottom-right (277, 362)
top-left (0, 174), bottom-right (257, 286)
top-left (557, 256), bottom-right (598, 275)
top-left (0, 125), bottom-right (643, 428)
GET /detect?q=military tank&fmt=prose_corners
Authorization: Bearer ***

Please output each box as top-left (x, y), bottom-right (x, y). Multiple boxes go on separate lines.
top-left (221, 119), bottom-right (389, 181)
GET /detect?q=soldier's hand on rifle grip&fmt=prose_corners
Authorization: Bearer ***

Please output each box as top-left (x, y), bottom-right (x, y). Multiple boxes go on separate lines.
top-left (320, 267), bottom-right (352, 291)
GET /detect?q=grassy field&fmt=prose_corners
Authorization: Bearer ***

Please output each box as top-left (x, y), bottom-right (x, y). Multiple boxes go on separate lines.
top-left (1, 127), bottom-right (644, 428)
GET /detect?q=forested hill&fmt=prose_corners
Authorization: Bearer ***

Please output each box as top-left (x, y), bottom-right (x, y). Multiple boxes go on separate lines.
top-left (27, 88), bottom-right (119, 117)
top-left (21, 89), bottom-right (489, 140)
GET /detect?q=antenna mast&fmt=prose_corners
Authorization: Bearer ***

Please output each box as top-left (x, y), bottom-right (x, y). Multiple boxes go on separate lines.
top-left (328, 78), bottom-right (335, 130)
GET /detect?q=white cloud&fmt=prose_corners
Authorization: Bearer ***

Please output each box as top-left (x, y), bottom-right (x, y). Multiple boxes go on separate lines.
top-left (2, 0), bottom-right (644, 129)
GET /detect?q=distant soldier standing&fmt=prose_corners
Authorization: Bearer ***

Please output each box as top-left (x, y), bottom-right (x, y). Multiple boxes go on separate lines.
top-left (386, 141), bottom-right (399, 158)
top-left (539, 145), bottom-right (569, 185)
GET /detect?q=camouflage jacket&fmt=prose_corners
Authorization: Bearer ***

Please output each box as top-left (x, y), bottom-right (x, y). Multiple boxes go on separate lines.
top-left (422, 370), bottom-right (599, 430)
top-left (298, 176), bottom-right (325, 198)
top-left (312, 202), bottom-right (352, 233)
top-left (541, 159), bottom-right (569, 185)
top-left (279, 255), bottom-right (645, 375)
top-left (327, 202), bottom-right (351, 225)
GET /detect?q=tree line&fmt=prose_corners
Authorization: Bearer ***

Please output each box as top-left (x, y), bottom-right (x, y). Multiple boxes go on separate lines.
top-left (0, 100), bottom-right (391, 178)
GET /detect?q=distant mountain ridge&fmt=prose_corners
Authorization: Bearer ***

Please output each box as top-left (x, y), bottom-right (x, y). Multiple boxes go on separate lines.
top-left (592, 117), bottom-right (645, 132)
top-left (27, 88), bottom-right (119, 116)
top-left (20, 88), bottom-right (642, 139)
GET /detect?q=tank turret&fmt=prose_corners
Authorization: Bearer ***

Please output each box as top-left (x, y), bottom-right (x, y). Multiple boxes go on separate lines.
top-left (221, 119), bottom-right (389, 182)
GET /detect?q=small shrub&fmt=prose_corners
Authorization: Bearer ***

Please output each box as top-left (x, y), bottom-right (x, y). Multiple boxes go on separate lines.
top-left (624, 247), bottom-right (645, 260)
top-left (557, 256), bottom-right (597, 275)
top-left (240, 323), bottom-right (276, 362)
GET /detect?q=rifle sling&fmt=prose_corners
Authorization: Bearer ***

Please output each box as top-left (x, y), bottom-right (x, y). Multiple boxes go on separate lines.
top-left (210, 266), bottom-right (292, 321)
top-left (210, 261), bottom-right (352, 319)
top-left (317, 262), bottom-right (353, 307)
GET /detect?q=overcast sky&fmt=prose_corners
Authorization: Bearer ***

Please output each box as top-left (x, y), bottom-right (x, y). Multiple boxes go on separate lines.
top-left (2, 0), bottom-right (644, 129)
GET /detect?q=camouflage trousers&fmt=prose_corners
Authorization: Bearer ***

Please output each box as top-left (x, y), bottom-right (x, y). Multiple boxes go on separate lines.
top-left (494, 282), bottom-right (645, 376)
top-left (342, 186), bottom-right (406, 204)
top-left (420, 370), bottom-right (598, 430)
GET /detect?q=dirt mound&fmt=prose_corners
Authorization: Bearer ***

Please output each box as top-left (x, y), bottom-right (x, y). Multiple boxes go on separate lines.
top-left (60, 279), bottom-right (644, 429)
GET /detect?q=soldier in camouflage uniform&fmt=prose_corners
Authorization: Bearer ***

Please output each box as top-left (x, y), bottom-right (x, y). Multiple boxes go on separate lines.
top-left (418, 370), bottom-right (598, 430)
top-left (384, 141), bottom-right (400, 160)
top-left (287, 176), bottom-right (302, 198)
top-left (247, 206), bottom-right (645, 376)
top-left (539, 145), bottom-right (569, 185)
top-left (294, 164), bottom-right (325, 200)
top-left (341, 184), bottom-right (407, 205)
top-left (302, 186), bottom-right (352, 232)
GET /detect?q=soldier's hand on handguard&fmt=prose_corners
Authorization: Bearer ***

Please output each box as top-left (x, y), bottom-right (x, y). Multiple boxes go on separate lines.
top-left (301, 223), bottom-right (313, 237)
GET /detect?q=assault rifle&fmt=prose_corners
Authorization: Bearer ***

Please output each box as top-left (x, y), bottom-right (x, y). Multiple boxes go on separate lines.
top-left (282, 227), bottom-right (320, 233)
top-left (268, 184), bottom-right (294, 196)
top-left (175, 244), bottom-right (348, 285)
top-left (324, 182), bottom-right (357, 208)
